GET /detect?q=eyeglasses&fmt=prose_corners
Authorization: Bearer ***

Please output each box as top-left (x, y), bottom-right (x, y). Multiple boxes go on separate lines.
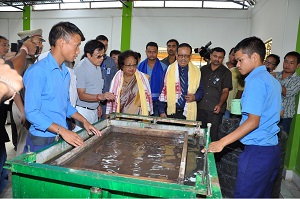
top-left (177, 54), bottom-right (191, 59)
top-left (0, 44), bottom-right (10, 48)
top-left (124, 63), bottom-right (137, 68)
top-left (264, 60), bottom-right (276, 66)
top-left (95, 54), bottom-right (104, 59)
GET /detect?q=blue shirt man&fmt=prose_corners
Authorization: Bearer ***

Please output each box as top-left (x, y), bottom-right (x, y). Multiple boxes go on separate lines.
top-left (24, 53), bottom-right (76, 138)
top-left (23, 21), bottom-right (101, 153)
top-left (207, 37), bottom-right (281, 198)
top-left (138, 41), bottom-right (167, 116)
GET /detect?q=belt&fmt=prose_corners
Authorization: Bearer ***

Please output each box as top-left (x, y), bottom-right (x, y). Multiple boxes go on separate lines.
top-left (76, 105), bottom-right (97, 110)
top-left (176, 108), bottom-right (184, 112)
top-left (29, 133), bottom-right (56, 146)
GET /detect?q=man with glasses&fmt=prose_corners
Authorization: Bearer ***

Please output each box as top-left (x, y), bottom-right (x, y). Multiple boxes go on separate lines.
top-left (159, 43), bottom-right (203, 120)
top-left (138, 41), bottom-right (167, 116)
top-left (96, 35), bottom-right (118, 119)
top-left (197, 47), bottom-right (232, 142)
top-left (11, 29), bottom-right (46, 155)
top-left (161, 39), bottom-right (179, 67)
top-left (74, 40), bottom-right (115, 131)
top-left (264, 53), bottom-right (280, 73)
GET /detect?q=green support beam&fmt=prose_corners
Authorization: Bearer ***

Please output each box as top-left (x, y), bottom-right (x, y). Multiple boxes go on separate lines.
top-left (120, 1), bottom-right (132, 51)
top-left (23, 5), bottom-right (31, 30)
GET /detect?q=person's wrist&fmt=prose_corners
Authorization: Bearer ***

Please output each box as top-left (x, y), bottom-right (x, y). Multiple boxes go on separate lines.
top-left (20, 46), bottom-right (28, 55)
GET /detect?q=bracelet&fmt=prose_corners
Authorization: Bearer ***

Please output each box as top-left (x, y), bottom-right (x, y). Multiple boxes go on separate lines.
top-left (0, 75), bottom-right (20, 105)
top-left (20, 46), bottom-right (28, 55)
top-left (55, 125), bottom-right (61, 142)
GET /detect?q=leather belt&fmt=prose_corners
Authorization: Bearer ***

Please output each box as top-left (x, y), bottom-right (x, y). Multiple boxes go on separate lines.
top-left (76, 105), bottom-right (97, 110)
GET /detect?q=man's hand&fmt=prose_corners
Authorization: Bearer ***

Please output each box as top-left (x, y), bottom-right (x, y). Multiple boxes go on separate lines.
top-left (97, 105), bottom-right (102, 117)
top-left (100, 92), bottom-right (115, 101)
top-left (23, 39), bottom-right (38, 56)
top-left (201, 140), bottom-right (225, 153)
top-left (213, 104), bottom-right (221, 114)
top-left (83, 120), bottom-right (101, 136)
top-left (185, 93), bottom-right (195, 103)
top-left (60, 127), bottom-right (84, 147)
top-left (160, 113), bottom-right (167, 118)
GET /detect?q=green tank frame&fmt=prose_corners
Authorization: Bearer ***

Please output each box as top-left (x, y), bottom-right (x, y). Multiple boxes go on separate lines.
top-left (5, 113), bottom-right (222, 198)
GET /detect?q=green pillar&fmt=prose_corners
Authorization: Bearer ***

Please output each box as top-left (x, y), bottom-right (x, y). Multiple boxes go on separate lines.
top-left (120, 1), bottom-right (132, 51)
top-left (284, 18), bottom-right (300, 175)
top-left (23, 5), bottom-right (31, 30)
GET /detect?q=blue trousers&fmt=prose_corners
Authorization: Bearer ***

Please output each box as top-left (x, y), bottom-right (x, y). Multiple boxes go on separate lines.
top-left (23, 134), bottom-right (56, 153)
top-left (234, 144), bottom-right (280, 198)
top-left (279, 118), bottom-right (292, 134)
top-left (0, 143), bottom-right (8, 194)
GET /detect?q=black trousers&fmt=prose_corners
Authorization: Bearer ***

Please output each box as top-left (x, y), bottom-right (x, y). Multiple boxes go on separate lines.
top-left (197, 109), bottom-right (223, 142)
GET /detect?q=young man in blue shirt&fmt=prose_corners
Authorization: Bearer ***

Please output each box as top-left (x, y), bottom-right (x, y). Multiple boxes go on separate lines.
top-left (24, 22), bottom-right (101, 152)
top-left (206, 36), bottom-right (282, 198)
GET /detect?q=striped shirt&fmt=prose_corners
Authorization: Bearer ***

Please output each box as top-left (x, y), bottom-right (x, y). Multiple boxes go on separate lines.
top-left (276, 72), bottom-right (300, 118)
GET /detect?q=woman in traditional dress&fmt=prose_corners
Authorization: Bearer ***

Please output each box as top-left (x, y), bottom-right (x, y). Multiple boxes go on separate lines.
top-left (106, 50), bottom-right (153, 116)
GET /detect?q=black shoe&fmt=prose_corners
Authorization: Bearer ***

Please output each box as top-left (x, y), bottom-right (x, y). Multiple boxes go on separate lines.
top-left (14, 146), bottom-right (17, 151)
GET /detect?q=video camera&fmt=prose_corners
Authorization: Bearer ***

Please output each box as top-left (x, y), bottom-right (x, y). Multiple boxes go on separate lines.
top-left (194, 41), bottom-right (212, 60)
top-left (11, 36), bottom-right (39, 55)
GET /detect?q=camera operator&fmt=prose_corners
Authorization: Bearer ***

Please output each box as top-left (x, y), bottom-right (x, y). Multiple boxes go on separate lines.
top-left (197, 47), bottom-right (232, 143)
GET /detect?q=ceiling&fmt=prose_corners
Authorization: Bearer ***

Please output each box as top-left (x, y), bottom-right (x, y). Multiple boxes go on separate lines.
top-left (0, 0), bottom-right (257, 10)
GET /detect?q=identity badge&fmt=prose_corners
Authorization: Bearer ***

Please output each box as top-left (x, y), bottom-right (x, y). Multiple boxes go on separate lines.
top-left (107, 68), bottom-right (111, 75)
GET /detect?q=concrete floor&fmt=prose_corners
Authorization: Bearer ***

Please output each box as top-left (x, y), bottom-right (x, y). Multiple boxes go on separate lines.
top-left (1, 124), bottom-right (300, 198)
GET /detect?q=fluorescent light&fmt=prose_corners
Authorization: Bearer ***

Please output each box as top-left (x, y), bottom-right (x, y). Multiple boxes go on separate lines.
top-left (91, 2), bottom-right (122, 8)
top-left (33, 4), bottom-right (60, 10)
top-left (165, 1), bottom-right (203, 8)
top-left (203, 1), bottom-right (243, 9)
top-left (134, 1), bottom-right (164, 8)
top-left (0, 6), bottom-right (23, 11)
top-left (60, 2), bottom-right (90, 9)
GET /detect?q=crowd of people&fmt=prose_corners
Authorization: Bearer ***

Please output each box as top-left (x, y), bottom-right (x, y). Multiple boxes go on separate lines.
top-left (0, 21), bottom-right (300, 197)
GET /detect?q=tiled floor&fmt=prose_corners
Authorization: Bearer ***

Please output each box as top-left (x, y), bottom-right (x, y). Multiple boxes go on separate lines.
top-left (1, 124), bottom-right (300, 198)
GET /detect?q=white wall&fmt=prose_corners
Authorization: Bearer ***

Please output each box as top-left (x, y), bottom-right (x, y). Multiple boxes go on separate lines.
top-left (0, 1), bottom-right (299, 66)
top-left (131, 8), bottom-right (250, 60)
top-left (0, 7), bottom-right (250, 64)
top-left (250, 0), bottom-right (300, 71)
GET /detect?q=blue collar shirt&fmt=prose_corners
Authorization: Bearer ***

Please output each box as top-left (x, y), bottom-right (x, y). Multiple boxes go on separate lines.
top-left (24, 53), bottom-right (77, 137)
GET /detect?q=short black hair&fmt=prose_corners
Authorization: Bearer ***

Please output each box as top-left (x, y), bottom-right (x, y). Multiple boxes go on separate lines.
top-left (49, 21), bottom-right (85, 47)
top-left (118, 50), bottom-right (139, 70)
top-left (267, 54), bottom-right (280, 66)
top-left (110, 50), bottom-right (121, 57)
top-left (212, 47), bottom-right (226, 56)
top-left (229, 47), bottom-right (235, 55)
top-left (177, 43), bottom-right (192, 54)
top-left (136, 52), bottom-right (141, 59)
top-left (96, 35), bottom-right (108, 41)
top-left (146, 42), bottom-right (158, 50)
top-left (234, 36), bottom-right (266, 63)
top-left (284, 51), bottom-right (300, 65)
top-left (166, 39), bottom-right (179, 47)
top-left (81, 40), bottom-right (105, 59)
top-left (0, 35), bottom-right (8, 41)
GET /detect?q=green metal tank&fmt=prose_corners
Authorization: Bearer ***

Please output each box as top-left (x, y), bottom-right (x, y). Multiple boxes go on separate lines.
top-left (6, 113), bottom-right (222, 198)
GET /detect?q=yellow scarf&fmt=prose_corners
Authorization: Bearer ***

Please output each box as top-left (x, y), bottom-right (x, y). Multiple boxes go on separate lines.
top-left (166, 61), bottom-right (201, 120)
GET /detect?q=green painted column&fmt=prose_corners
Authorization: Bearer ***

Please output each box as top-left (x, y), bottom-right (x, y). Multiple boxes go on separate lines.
top-left (284, 18), bottom-right (300, 175)
top-left (23, 5), bottom-right (31, 30)
top-left (120, 1), bottom-right (132, 51)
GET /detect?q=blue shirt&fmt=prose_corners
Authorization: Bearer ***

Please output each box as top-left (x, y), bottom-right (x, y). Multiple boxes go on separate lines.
top-left (240, 65), bottom-right (281, 146)
top-left (24, 53), bottom-right (77, 138)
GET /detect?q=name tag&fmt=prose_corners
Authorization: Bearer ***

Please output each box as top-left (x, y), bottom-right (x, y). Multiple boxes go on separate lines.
top-left (107, 68), bottom-right (111, 75)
